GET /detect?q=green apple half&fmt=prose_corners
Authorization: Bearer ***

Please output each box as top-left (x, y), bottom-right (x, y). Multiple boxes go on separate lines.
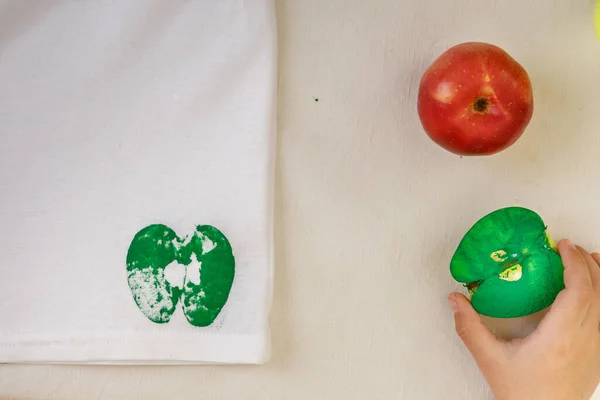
top-left (450, 207), bottom-right (565, 318)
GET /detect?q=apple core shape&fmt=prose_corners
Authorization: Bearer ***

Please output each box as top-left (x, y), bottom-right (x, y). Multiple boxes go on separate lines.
top-left (126, 224), bottom-right (235, 327)
top-left (417, 42), bottom-right (534, 156)
top-left (450, 207), bottom-right (565, 318)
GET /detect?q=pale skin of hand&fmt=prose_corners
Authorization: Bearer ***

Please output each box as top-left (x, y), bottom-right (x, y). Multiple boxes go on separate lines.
top-left (448, 240), bottom-right (600, 400)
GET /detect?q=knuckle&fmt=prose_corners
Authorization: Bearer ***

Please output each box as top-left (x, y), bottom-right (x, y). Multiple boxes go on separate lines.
top-left (550, 337), bottom-right (575, 362)
top-left (455, 323), bottom-right (471, 339)
top-left (574, 287), bottom-right (594, 305)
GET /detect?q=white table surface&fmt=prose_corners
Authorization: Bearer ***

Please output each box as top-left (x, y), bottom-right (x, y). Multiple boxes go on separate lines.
top-left (2, 0), bottom-right (600, 398)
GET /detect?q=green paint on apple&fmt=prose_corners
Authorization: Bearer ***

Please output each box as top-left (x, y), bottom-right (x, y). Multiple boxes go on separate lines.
top-left (126, 224), bottom-right (235, 326)
top-left (450, 207), bottom-right (565, 318)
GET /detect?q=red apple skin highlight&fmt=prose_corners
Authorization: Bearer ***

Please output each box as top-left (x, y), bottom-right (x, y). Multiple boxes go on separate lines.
top-left (417, 42), bottom-right (534, 156)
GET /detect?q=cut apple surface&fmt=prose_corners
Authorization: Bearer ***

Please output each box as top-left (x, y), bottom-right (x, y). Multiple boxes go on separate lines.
top-left (450, 207), bottom-right (564, 318)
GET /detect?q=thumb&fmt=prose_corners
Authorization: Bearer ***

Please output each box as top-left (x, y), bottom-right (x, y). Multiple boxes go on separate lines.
top-left (449, 293), bottom-right (506, 366)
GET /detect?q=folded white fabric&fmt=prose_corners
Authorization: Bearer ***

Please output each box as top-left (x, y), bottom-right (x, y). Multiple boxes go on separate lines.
top-left (0, 0), bottom-right (276, 364)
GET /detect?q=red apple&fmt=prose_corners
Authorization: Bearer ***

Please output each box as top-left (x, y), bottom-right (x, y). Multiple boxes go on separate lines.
top-left (417, 42), bottom-right (533, 156)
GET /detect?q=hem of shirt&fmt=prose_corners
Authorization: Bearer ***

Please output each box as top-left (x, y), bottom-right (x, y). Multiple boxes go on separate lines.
top-left (0, 331), bottom-right (270, 365)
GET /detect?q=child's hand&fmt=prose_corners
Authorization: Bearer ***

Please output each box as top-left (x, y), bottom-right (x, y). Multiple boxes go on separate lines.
top-left (449, 240), bottom-right (600, 400)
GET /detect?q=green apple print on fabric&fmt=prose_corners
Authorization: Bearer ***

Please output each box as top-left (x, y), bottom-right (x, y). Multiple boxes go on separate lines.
top-left (126, 224), bottom-right (235, 327)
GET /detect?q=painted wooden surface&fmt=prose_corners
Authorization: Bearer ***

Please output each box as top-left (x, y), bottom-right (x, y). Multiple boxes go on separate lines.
top-left (2, 0), bottom-right (600, 398)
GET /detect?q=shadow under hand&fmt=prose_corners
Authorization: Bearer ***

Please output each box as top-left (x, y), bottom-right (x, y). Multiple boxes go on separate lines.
top-left (482, 307), bottom-right (550, 341)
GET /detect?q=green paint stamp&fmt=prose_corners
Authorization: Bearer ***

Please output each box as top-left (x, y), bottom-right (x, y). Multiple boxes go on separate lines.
top-left (126, 224), bottom-right (235, 327)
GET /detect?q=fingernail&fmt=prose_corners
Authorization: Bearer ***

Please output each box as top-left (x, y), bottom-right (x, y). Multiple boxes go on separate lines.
top-left (565, 239), bottom-right (576, 249)
top-left (448, 295), bottom-right (459, 314)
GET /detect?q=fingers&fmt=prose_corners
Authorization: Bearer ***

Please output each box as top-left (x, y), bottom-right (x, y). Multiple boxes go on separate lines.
top-left (593, 253), bottom-right (600, 268)
top-left (575, 245), bottom-right (600, 327)
top-left (449, 293), bottom-right (507, 368)
top-left (538, 240), bottom-right (593, 333)
top-left (561, 240), bottom-right (593, 293)
top-left (576, 246), bottom-right (600, 291)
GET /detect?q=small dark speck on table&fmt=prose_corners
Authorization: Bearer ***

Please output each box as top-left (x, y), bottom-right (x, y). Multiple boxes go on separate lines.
top-left (313, 97), bottom-right (319, 102)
